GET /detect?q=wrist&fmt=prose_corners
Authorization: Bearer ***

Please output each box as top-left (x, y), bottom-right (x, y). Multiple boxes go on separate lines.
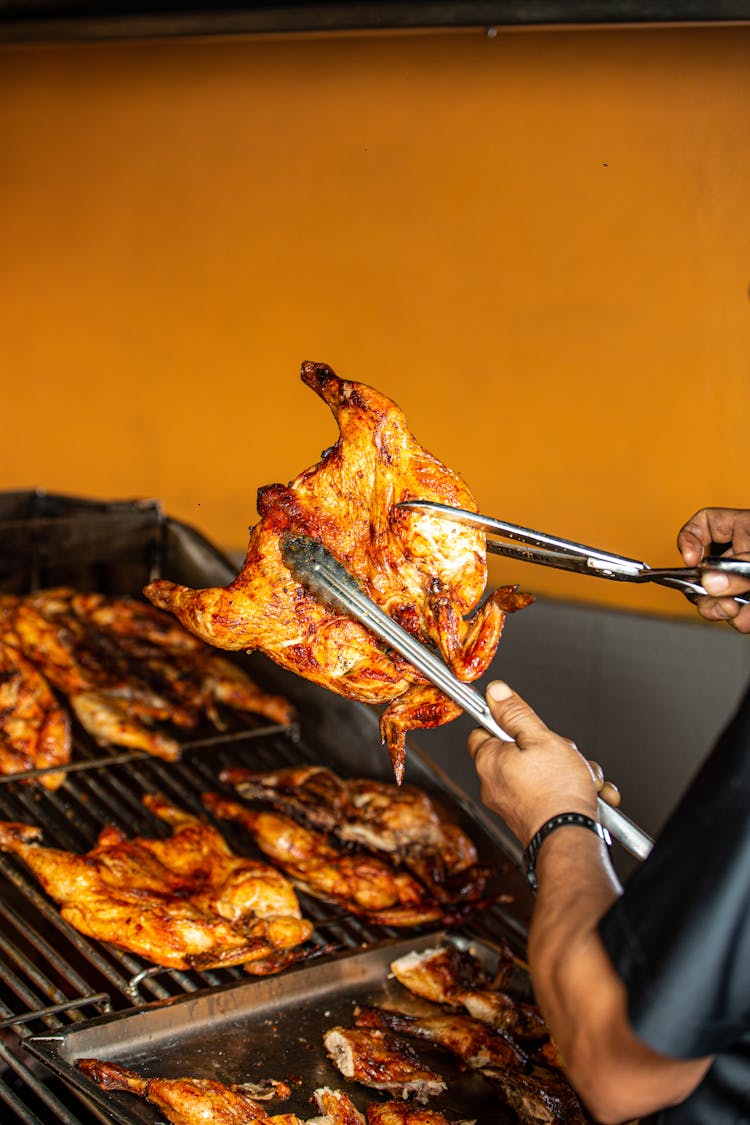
top-left (523, 812), bottom-right (612, 891)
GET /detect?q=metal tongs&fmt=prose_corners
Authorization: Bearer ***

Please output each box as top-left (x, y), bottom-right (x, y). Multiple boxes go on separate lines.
top-left (397, 501), bottom-right (750, 605)
top-left (281, 535), bottom-right (654, 865)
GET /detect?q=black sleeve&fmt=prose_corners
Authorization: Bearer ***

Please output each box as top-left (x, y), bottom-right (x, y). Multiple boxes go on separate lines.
top-left (599, 682), bottom-right (750, 1059)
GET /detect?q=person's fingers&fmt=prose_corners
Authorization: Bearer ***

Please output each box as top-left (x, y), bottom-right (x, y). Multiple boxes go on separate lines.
top-left (599, 781), bottom-right (622, 808)
top-left (693, 593), bottom-right (750, 634)
top-left (485, 681), bottom-right (550, 746)
top-left (678, 508), bottom-right (750, 564)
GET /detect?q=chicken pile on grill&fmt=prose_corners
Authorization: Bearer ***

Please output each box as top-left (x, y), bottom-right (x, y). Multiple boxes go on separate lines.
top-left (0, 793), bottom-right (313, 972)
top-left (0, 588), bottom-right (293, 785)
top-left (220, 765), bottom-right (492, 903)
top-left (203, 772), bottom-right (498, 928)
top-left (145, 361), bottom-right (531, 783)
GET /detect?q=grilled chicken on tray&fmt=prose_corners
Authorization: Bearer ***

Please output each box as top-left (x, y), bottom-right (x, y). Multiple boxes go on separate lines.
top-left (145, 361), bottom-right (531, 782)
top-left (220, 765), bottom-right (490, 902)
top-left (76, 1060), bottom-right (301, 1125)
top-left (0, 589), bottom-right (293, 776)
top-left (323, 1027), bottom-right (446, 1102)
top-left (0, 794), bottom-right (312, 972)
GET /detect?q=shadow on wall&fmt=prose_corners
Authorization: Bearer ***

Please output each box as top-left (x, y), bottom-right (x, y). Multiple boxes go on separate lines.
top-left (413, 596), bottom-right (750, 876)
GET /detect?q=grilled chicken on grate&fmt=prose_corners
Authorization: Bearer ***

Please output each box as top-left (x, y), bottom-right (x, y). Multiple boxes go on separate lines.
top-left (1, 588), bottom-right (293, 769)
top-left (220, 765), bottom-right (489, 902)
top-left (144, 361), bottom-right (531, 783)
top-left (0, 793), bottom-right (313, 972)
top-left (202, 792), bottom-right (483, 928)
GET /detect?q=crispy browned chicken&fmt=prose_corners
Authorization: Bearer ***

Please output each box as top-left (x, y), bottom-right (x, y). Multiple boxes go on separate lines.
top-left (481, 1066), bottom-right (587, 1125)
top-left (76, 1060), bottom-right (300, 1125)
top-left (365, 1105), bottom-right (456, 1125)
top-left (390, 944), bottom-right (546, 1040)
top-left (220, 765), bottom-right (490, 902)
top-left (353, 1004), bottom-right (527, 1071)
top-left (144, 361), bottom-right (531, 782)
top-left (0, 639), bottom-right (71, 789)
top-left (323, 1027), bottom-right (446, 1102)
top-left (203, 794), bottom-right (454, 927)
top-left (0, 794), bottom-right (313, 971)
top-left (309, 1088), bottom-right (366, 1125)
top-left (4, 588), bottom-right (293, 764)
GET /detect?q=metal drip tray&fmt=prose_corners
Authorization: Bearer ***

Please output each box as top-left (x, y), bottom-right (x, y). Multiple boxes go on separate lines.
top-left (27, 932), bottom-right (521, 1125)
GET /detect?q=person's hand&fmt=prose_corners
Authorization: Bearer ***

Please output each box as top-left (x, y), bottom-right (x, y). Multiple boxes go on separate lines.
top-left (467, 681), bottom-right (600, 847)
top-left (677, 508), bottom-right (750, 633)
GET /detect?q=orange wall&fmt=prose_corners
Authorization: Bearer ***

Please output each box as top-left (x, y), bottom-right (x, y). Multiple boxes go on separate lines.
top-left (1, 25), bottom-right (748, 616)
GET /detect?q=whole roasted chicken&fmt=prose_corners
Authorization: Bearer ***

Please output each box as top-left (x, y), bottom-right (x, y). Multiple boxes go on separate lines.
top-left (145, 361), bottom-right (530, 781)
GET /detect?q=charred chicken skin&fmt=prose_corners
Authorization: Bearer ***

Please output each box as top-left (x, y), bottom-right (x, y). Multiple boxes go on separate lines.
top-left (203, 794), bottom-right (448, 927)
top-left (220, 765), bottom-right (490, 902)
top-left (76, 1060), bottom-right (300, 1125)
top-left (353, 1004), bottom-right (527, 1071)
top-left (364, 1105), bottom-right (455, 1125)
top-left (144, 361), bottom-right (531, 782)
top-left (3, 588), bottom-right (293, 766)
top-left (0, 794), bottom-right (312, 971)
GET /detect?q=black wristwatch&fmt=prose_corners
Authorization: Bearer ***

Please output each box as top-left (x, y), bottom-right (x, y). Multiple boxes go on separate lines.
top-left (523, 812), bottom-right (612, 891)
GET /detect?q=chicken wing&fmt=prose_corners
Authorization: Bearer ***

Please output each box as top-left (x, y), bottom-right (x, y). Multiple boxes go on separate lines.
top-left (76, 1060), bottom-right (299, 1125)
top-left (144, 361), bottom-right (531, 782)
top-left (323, 1027), bottom-right (446, 1102)
top-left (0, 796), bottom-right (312, 971)
top-left (0, 639), bottom-right (71, 788)
top-left (203, 794), bottom-right (446, 927)
top-left (220, 766), bottom-right (490, 902)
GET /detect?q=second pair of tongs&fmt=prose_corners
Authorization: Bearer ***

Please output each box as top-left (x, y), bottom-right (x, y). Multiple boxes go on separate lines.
top-left (281, 534), bottom-right (653, 865)
top-left (397, 501), bottom-right (750, 605)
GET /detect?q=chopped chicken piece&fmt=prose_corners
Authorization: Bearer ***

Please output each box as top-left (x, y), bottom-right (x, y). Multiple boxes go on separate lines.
top-left (365, 1105), bottom-right (457, 1125)
top-left (221, 766), bottom-right (490, 902)
top-left (76, 1059), bottom-right (299, 1125)
top-left (0, 639), bottom-right (71, 788)
top-left (203, 794), bottom-right (447, 927)
top-left (353, 1005), bottom-right (527, 1070)
top-left (481, 1066), bottom-right (587, 1125)
top-left (0, 794), bottom-right (312, 971)
top-left (309, 1087), bottom-right (366, 1125)
top-left (390, 945), bottom-right (545, 1040)
top-left (144, 361), bottom-right (531, 782)
top-left (323, 1027), bottom-right (446, 1102)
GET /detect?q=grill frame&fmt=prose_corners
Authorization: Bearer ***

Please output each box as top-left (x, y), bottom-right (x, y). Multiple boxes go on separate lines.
top-left (0, 490), bottom-right (532, 1124)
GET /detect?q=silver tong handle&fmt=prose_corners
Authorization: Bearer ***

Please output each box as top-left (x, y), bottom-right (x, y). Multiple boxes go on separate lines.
top-left (281, 534), bottom-right (653, 864)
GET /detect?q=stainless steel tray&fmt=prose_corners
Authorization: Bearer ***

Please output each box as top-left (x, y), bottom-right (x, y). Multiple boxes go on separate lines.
top-left (26, 931), bottom-right (524, 1125)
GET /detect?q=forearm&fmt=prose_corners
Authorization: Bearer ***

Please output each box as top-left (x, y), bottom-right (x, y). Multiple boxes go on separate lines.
top-left (528, 829), bottom-right (712, 1123)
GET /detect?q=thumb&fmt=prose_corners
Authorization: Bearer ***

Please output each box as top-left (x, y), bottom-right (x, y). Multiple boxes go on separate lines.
top-left (486, 681), bottom-right (550, 746)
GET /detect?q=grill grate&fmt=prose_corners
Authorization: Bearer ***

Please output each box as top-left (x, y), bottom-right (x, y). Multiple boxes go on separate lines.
top-left (0, 493), bottom-right (530, 1124)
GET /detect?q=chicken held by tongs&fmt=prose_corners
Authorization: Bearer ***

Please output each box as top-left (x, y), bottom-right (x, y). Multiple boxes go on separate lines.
top-left (145, 361), bottom-right (531, 782)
